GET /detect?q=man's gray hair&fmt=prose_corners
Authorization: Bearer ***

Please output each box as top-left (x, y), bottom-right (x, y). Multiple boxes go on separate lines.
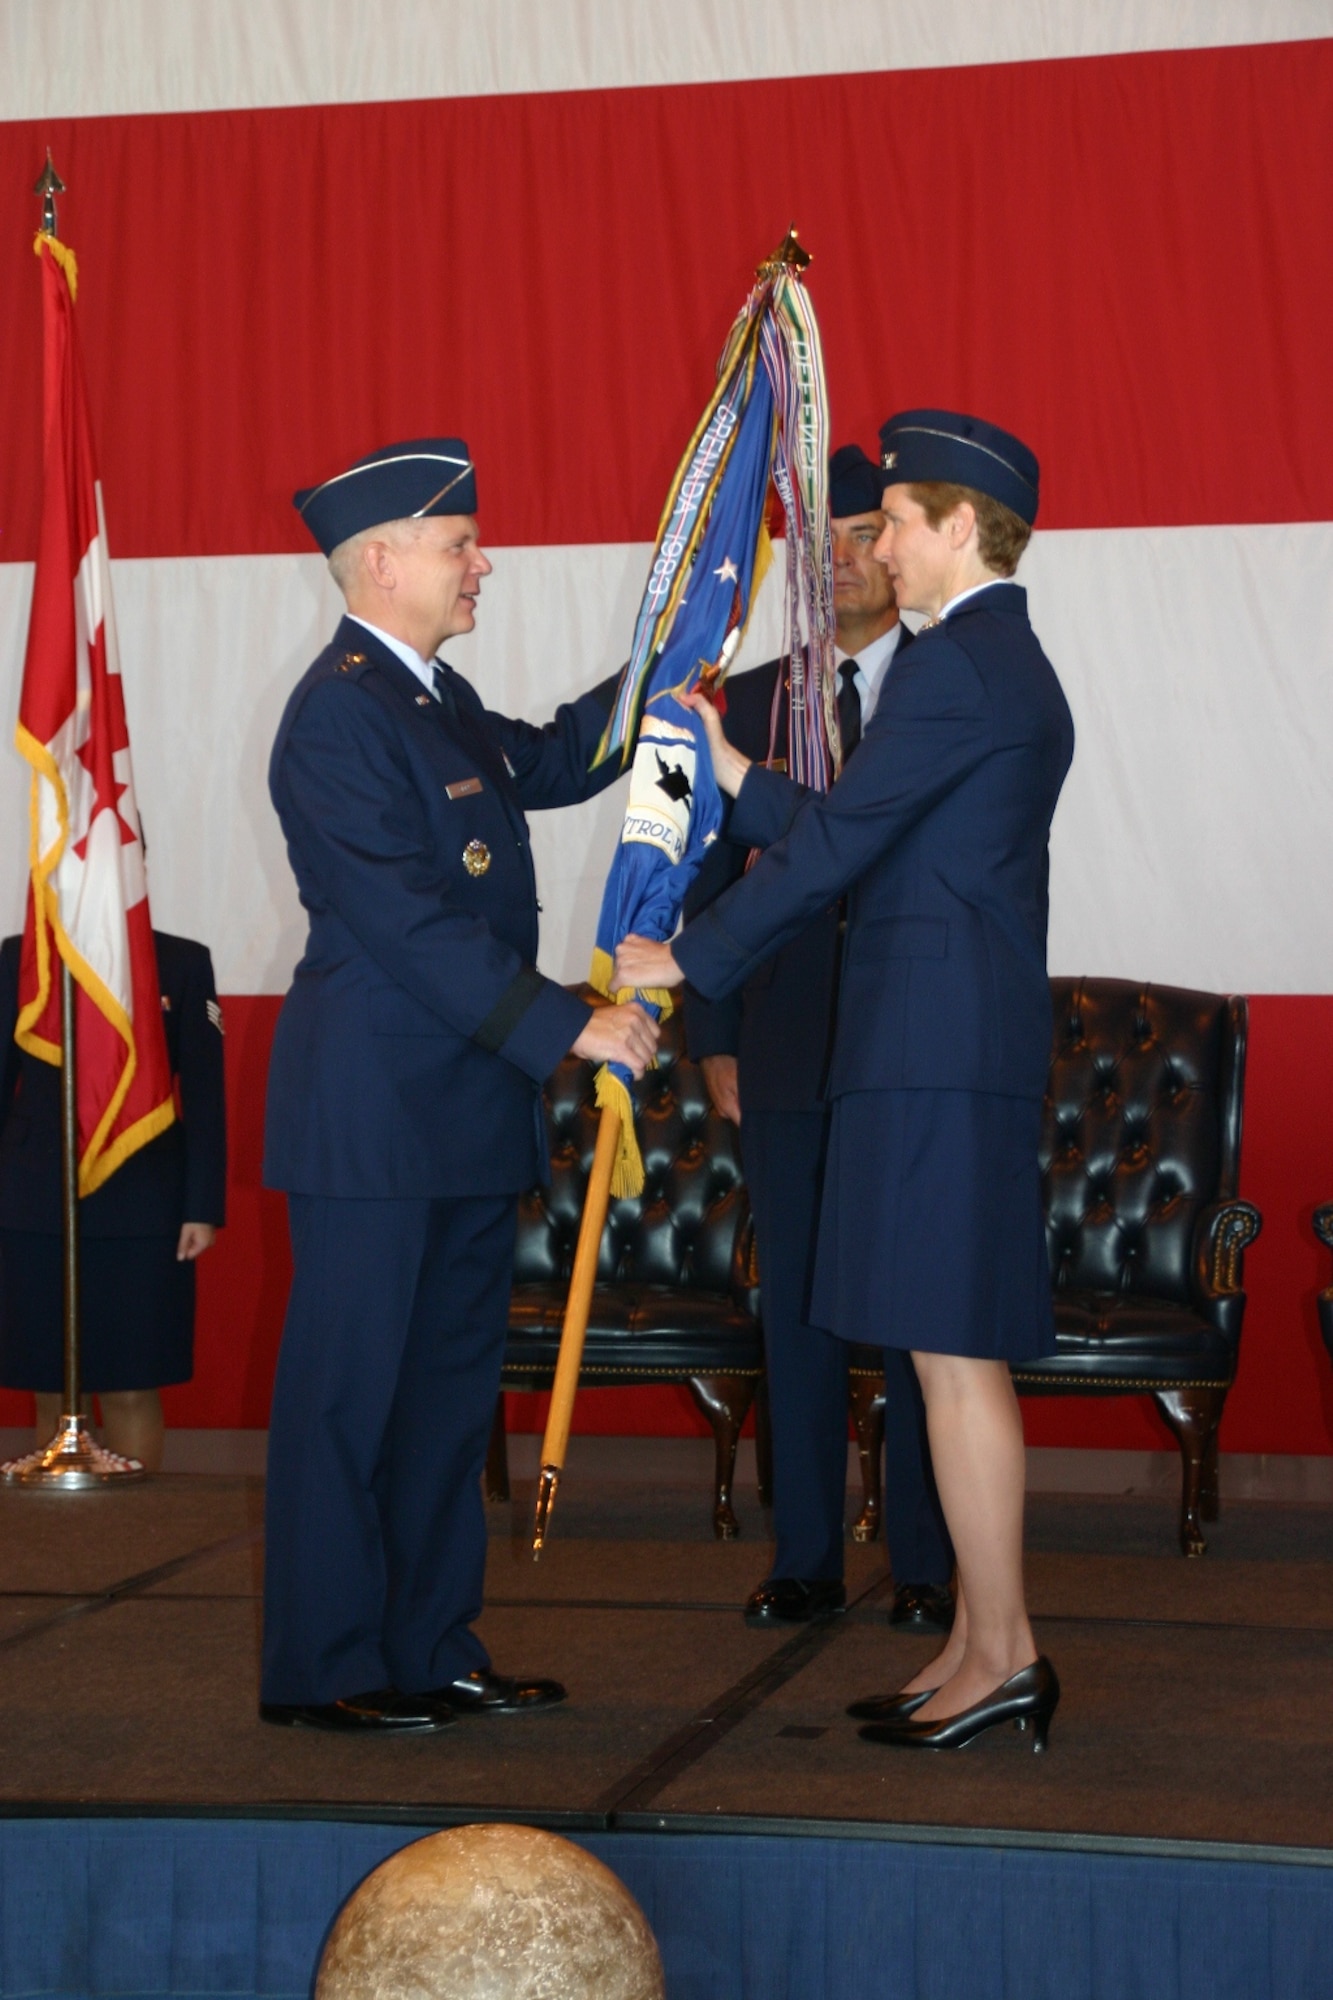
top-left (328, 517), bottom-right (429, 596)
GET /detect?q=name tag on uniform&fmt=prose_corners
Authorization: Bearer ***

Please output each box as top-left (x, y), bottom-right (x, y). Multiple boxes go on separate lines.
top-left (446, 777), bottom-right (484, 800)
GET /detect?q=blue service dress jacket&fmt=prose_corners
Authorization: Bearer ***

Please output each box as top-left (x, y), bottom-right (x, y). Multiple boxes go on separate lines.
top-left (0, 930), bottom-right (227, 1237)
top-left (264, 617), bottom-right (622, 1199)
top-left (682, 636), bottom-right (910, 1106)
top-left (679, 634), bottom-right (954, 1583)
top-left (673, 586), bottom-right (1075, 1106)
top-left (0, 929), bottom-right (226, 1391)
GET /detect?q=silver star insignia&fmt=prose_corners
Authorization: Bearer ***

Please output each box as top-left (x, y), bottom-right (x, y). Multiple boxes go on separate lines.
top-left (713, 557), bottom-right (739, 585)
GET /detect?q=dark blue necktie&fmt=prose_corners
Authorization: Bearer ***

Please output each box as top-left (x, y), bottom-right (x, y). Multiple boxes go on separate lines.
top-left (431, 661), bottom-right (456, 720)
top-left (837, 659), bottom-right (862, 764)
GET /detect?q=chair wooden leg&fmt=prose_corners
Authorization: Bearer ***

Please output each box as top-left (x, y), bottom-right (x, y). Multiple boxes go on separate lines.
top-left (484, 1393), bottom-right (511, 1503)
top-left (687, 1374), bottom-right (758, 1539)
top-left (1154, 1386), bottom-right (1227, 1556)
top-left (754, 1373), bottom-right (774, 1509)
top-left (848, 1372), bottom-right (886, 1544)
top-left (1200, 1424), bottom-right (1220, 1523)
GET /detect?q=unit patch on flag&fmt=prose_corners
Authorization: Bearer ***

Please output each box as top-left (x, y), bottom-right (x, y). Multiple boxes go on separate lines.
top-left (621, 720), bottom-right (698, 865)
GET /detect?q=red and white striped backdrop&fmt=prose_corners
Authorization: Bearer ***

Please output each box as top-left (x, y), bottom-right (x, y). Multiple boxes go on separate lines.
top-left (1, 1), bottom-right (1331, 1448)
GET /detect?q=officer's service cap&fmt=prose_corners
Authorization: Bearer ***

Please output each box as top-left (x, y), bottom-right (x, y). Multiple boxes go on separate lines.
top-left (294, 438), bottom-right (477, 555)
top-left (828, 444), bottom-right (884, 520)
top-left (878, 409), bottom-right (1039, 526)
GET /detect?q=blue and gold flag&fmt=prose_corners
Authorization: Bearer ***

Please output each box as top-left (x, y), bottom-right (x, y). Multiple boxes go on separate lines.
top-left (590, 238), bottom-right (836, 1193)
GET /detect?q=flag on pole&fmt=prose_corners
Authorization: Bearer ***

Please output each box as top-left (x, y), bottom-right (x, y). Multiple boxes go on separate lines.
top-left (14, 232), bottom-right (174, 1195)
top-left (589, 235), bottom-right (836, 1194)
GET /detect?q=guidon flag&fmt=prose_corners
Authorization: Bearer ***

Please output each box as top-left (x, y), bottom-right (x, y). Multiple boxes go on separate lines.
top-left (590, 233), bottom-right (839, 1194)
top-left (14, 231), bottom-right (175, 1194)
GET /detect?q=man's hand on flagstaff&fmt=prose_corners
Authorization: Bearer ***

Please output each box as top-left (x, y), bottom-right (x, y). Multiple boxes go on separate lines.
top-left (700, 1053), bottom-right (741, 1126)
top-left (572, 1001), bottom-right (660, 1078)
top-left (613, 936), bottom-right (685, 992)
top-left (680, 688), bottom-right (751, 798)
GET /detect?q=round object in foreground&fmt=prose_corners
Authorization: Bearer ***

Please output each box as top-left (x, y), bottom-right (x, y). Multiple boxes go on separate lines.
top-left (315, 1823), bottom-right (664, 2000)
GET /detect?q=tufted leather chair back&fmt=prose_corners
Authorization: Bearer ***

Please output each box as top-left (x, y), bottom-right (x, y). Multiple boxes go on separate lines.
top-left (1042, 978), bottom-right (1246, 1305)
top-left (514, 1000), bottom-right (751, 1296)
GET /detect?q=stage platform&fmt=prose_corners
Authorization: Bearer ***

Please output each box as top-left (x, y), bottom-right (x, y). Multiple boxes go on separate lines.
top-left (1, 1442), bottom-right (1332, 1997)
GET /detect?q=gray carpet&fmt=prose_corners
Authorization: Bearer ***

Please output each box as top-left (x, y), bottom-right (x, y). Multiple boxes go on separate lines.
top-left (1, 1472), bottom-right (1330, 1853)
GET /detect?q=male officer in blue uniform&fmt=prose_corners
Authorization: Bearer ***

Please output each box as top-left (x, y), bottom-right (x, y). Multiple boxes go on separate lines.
top-left (262, 438), bottom-right (657, 1733)
top-left (683, 446), bottom-right (953, 1633)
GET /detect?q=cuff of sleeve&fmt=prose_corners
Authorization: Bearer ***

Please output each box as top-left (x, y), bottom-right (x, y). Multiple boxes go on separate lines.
top-left (182, 1190), bottom-right (227, 1228)
top-left (673, 908), bottom-right (754, 1001)
top-left (682, 989), bottom-right (742, 1061)
top-left (475, 970), bottom-right (592, 1082)
top-left (728, 763), bottom-right (802, 848)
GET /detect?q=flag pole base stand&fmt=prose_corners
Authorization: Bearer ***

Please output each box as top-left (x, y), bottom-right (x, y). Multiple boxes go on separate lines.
top-left (532, 1463), bottom-right (561, 1560)
top-left (1, 1415), bottom-right (145, 1489)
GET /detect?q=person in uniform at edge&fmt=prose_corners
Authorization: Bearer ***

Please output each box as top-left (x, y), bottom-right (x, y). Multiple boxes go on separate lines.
top-left (0, 931), bottom-right (226, 1473)
top-left (617, 411), bottom-right (1074, 1752)
top-left (262, 438), bottom-right (658, 1734)
top-left (682, 444), bottom-right (953, 1636)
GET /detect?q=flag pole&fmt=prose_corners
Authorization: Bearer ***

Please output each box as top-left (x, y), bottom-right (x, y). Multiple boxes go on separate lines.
top-left (531, 229), bottom-right (824, 1556)
top-left (532, 1094), bottom-right (622, 1557)
top-left (3, 158), bottom-right (143, 1490)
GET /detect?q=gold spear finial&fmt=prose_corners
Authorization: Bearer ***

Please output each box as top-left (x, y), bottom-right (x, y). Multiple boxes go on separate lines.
top-left (33, 150), bottom-right (66, 238)
top-left (757, 225), bottom-right (811, 280)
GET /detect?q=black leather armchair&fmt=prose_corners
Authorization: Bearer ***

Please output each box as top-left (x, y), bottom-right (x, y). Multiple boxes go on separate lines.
top-left (850, 978), bottom-right (1262, 1556)
top-left (1015, 977), bottom-right (1261, 1553)
top-left (489, 1003), bottom-right (768, 1536)
top-left (1313, 1205), bottom-right (1333, 1368)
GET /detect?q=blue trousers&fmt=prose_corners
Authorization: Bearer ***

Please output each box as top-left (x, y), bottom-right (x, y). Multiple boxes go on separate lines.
top-left (261, 1193), bottom-right (516, 1705)
top-left (742, 1109), bottom-right (952, 1586)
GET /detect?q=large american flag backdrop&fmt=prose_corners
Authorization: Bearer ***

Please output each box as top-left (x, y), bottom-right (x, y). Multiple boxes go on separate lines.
top-left (1, 1), bottom-right (1330, 1451)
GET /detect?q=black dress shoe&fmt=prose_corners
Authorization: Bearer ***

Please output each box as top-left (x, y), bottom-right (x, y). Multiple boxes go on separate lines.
top-left (845, 1685), bottom-right (937, 1723)
top-left (859, 1656), bottom-right (1060, 1754)
top-left (421, 1670), bottom-right (567, 1715)
top-left (744, 1578), bottom-right (846, 1628)
top-left (889, 1582), bottom-right (955, 1632)
top-left (259, 1688), bottom-right (453, 1733)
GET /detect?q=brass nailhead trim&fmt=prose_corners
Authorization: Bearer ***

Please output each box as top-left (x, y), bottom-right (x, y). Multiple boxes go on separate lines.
top-left (502, 1365), bottom-right (762, 1380)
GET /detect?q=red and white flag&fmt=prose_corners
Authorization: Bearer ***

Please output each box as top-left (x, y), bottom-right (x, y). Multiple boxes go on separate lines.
top-left (14, 232), bottom-right (173, 1195)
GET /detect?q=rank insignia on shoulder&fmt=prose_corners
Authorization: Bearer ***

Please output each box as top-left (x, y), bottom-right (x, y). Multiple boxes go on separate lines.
top-left (447, 777), bottom-right (484, 799)
top-left (462, 839), bottom-right (491, 877)
top-left (335, 651), bottom-right (368, 674)
top-left (206, 998), bottom-right (224, 1034)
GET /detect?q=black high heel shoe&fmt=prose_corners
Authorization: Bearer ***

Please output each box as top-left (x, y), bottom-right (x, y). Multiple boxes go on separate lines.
top-left (858, 1657), bottom-right (1060, 1754)
top-left (845, 1686), bottom-right (936, 1723)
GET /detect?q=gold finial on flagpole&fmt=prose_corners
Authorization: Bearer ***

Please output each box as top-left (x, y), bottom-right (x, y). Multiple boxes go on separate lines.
top-left (757, 225), bottom-right (812, 280)
top-left (33, 150), bottom-right (65, 237)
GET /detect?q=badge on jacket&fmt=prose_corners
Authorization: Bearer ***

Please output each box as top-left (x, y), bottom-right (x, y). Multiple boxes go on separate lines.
top-left (462, 840), bottom-right (491, 877)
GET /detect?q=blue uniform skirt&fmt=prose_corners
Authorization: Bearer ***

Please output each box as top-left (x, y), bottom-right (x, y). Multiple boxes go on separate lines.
top-left (809, 1088), bottom-right (1056, 1362)
top-left (0, 1232), bottom-right (196, 1391)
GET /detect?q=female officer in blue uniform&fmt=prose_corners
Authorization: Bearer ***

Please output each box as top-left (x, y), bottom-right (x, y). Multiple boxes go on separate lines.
top-left (616, 409), bottom-right (1075, 1753)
